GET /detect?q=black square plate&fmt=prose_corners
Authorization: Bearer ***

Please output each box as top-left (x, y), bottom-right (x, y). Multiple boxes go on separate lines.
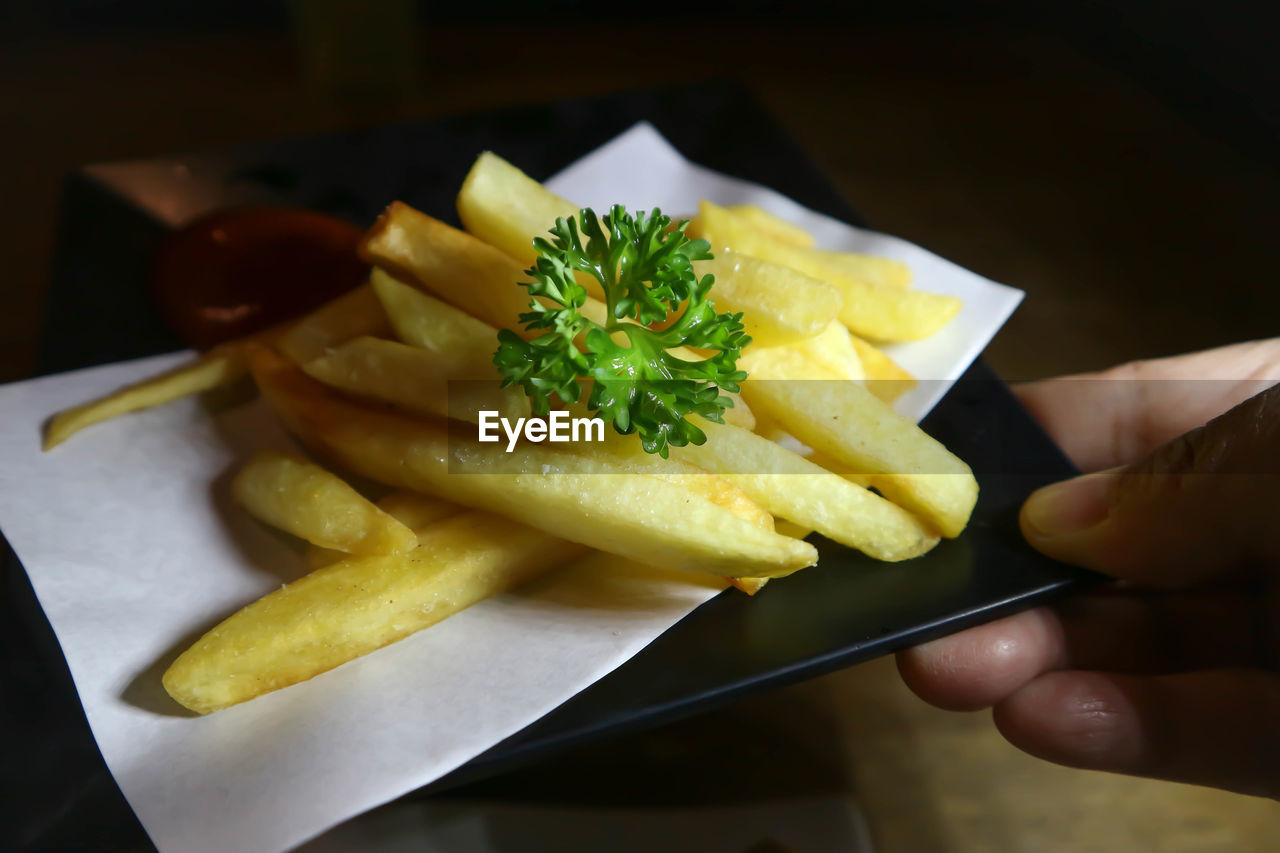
top-left (3, 80), bottom-right (1093, 850)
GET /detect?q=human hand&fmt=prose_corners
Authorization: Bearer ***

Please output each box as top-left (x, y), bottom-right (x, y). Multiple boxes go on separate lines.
top-left (897, 339), bottom-right (1280, 798)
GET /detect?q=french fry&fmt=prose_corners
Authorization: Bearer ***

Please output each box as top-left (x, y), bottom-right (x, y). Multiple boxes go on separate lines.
top-left (693, 252), bottom-right (842, 347)
top-left (773, 520), bottom-right (812, 539)
top-left (44, 281), bottom-right (389, 450)
top-left (724, 204), bottom-right (815, 248)
top-left (563, 441), bottom-right (776, 595)
top-left (252, 350), bottom-right (817, 578)
top-left (609, 418), bottom-right (938, 561)
top-left (693, 202), bottom-right (960, 341)
top-left (370, 268), bottom-right (498, 363)
top-left (233, 450), bottom-right (418, 556)
top-left (361, 203), bottom-right (756, 431)
top-left (301, 336), bottom-right (529, 424)
top-left (362, 202), bottom-right (531, 333)
top-left (376, 490), bottom-right (461, 531)
top-left (43, 342), bottom-right (254, 450)
top-left (848, 334), bottom-right (917, 404)
top-left (456, 151), bottom-right (579, 272)
top-left (307, 490), bottom-right (460, 570)
top-left (730, 577), bottom-right (770, 595)
top-left (738, 345), bottom-right (978, 538)
top-left (565, 438), bottom-right (773, 532)
top-left (800, 450), bottom-right (874, 489)
top-left (802, 248), bottom-right (912, 289)
top-left (163, 511), bottom-right (585, 713)
top-left (789, 321), bottom-right (865, 381)
top-left (276, 284), bottom-right (390, 364)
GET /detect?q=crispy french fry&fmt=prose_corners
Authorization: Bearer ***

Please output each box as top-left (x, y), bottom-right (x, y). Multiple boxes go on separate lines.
top-left (799, 450), bottom-right (874, 489)
top-left (730, 577), bottom-right (770, 595)
top-left (616, 418), bottom-right (938, 561)
top-left (302, 336), bottom-right (529, 424)
top-left (251, 349), bottom-right (815, 579)
top-left (693, 252), bottom-right (842, 347)
top-left (694, 202), bottom-right (959, 341)
top-left (565, 441), bottom-right (777, 595)
top-left (732, 516), bottom-right (810, 593)
top-left (789, 321), bottom-right (865, 381)
top-left (361, 203), bottom-right (756, 431)
top-left (847, 333), bottom-right (917, 404)
top-left (164, 511), bottom-right (584, 713)
top-left (43, 342), bottom-right (255, 450)
top-left (44, 282), bottom-right (388, 450)
top-left (233, 450), bottom-right (417, 556)
top-left (370, 268), bottom-right (498, 363)
top-left (456, 151), bottom-right (579, 271)
top-left (803, 248), bottom-right (911, 289)
top-left (276, 284), bottom-right (390, 364)
top-left (773, 520), bottom-right (812, 539)
top-left (376, 490), bottom-right (461, 530)
top-left (307, 490), bottom-right (460, 570)
top-left (738, 346), bottom-right (978, 538)
top-left (565, 438), bottom-right (774, 531)
top-left (362, 203), bottom-right (532, 333)
top-left (724, 204), bottom-right (815, 248)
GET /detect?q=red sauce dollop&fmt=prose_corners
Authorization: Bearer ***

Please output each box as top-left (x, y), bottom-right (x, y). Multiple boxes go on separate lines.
top-left (151, 206), bottom-right (367, 350)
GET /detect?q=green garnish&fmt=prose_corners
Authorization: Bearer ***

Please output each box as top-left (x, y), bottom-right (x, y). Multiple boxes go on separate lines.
top-left (494, 205), bottom-right (750, 457)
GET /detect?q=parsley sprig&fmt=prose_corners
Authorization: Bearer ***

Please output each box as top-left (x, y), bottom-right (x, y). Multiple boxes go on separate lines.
top-left (494, 205), bottom-right (750, 457)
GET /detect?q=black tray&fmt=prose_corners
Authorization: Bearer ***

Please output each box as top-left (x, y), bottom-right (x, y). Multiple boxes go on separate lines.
top-left (3, 80), bottom-right (1093, 851)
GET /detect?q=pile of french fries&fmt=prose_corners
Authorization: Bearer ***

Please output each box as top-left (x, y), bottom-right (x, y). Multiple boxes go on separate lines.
top-left (44, 152), bottom-right (977, 714)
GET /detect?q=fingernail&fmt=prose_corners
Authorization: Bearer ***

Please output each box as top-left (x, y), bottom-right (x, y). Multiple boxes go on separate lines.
top-left (1022, 471), bottom-right (1115, 537)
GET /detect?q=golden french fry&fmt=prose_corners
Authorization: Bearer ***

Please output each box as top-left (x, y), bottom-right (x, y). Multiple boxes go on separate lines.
top-left (738, 345), bottom-right (978, 538)
top-left (847, 333), bottom-right (917, 404)
top-left (233, 450), bottom-right (417, 556)
top-left (302, 336), bottom-right (529, 424)
top-left (693, 252), bottom-right (842, 347)
top-left (730, 577), bottom-right (770, 596)
top-left (724, 204), bottom-right (815, 248)
top-left (361, 202), bottom-right (755, 431)
top-left (662, 419), bottom-right (938, 560)
top-left (564, 441), bottom-right (776, 595)
top-left (789, 321), bottom-right (865, 381)
top-left (564, 438), bottom-right (773, 531)
top-left (307, 490), bottom-right (460, 570)
top-left (456, 151), bottom-right (579, 271)
top-left (370, 268), bottom-right (498, 363)
top-left (773, 520), bottom-right (812, 539)
top-left (376, 490), bottom-right (461, 531)
top-left (362, 204), bottom-right (532, 334)
top-left (693, 202), bottom-right (959, 341)
top-left (276, 284), bottom-right (390, 364)
top-left (43, 343), bottom-right (254, 450)
top-left (799, 450), bottom-right (874, 489)
top-left (251, 350), bottom-right (816, 579)
top-left (731, 516), bottom-right (810, 593)
top-left (803, 248), bottom-right (911, 289)
top-left (164, 511), bottom-right (584, 713)
top-left (44, 280), bottom-right (390, 450)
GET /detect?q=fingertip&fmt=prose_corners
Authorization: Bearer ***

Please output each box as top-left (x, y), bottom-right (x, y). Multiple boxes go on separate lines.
top-left (1020, 471), bottom-right (1115, 543)
top-left (993, 671), bottom-right (1147, 771)
top-left (897, 609), bottom-right (1064, 712)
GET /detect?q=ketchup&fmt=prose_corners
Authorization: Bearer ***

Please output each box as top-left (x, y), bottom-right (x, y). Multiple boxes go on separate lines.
top-left (150, 206), bottom-right (368, 350)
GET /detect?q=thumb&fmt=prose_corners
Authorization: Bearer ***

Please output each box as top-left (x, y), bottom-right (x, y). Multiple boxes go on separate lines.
top-left (1021, 383), bottom-right (1280, 586)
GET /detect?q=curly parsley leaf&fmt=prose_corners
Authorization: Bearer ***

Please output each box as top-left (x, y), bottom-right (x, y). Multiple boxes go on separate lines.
top-left (494, 205), bottom-right (750, 457)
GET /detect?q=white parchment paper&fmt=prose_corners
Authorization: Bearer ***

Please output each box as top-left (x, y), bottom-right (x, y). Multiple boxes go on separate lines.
top-left (0, 123), bottom-right (1021, 853)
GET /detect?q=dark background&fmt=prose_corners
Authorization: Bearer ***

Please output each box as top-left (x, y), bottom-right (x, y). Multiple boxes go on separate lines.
top-left (2, 2), bottom-right (1278, 850)
top-left (1, 0), bottom-right (1277, 385)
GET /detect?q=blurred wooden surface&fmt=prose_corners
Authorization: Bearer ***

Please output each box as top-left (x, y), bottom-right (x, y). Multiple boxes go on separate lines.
top-left (2, 19), bottom-right (1278, 852)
